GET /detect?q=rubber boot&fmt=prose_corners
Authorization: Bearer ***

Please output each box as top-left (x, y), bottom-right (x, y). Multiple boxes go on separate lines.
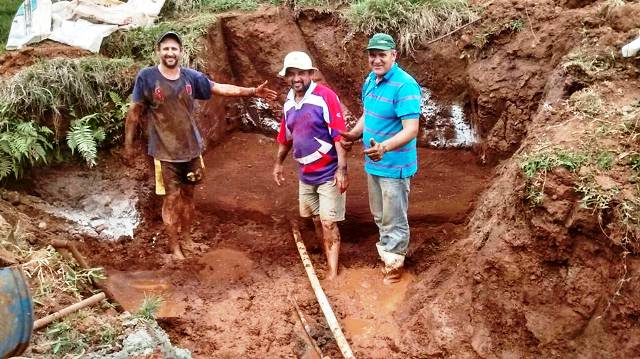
top-left (376, 244), bottom-right (404, 285)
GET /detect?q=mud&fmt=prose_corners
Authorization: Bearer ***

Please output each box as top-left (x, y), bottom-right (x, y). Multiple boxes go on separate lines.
top-left (67, 131), bottom-right (492, 358)
top-left (2, 0), bottom-right (639, 357)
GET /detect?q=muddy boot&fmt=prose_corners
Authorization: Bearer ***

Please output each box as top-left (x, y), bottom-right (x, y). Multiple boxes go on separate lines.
top-left (376, 244), bottom-right (405, 285)
top-left (383, 267), bottom-right (403, 285)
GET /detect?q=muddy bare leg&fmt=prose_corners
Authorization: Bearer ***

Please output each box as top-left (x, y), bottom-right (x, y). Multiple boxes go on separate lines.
top-left (321, 220), bottom-right (340, 281)
top-left (178, 185), bottom-right (198, 252)
top-left (162, 192), bottom-right (185, 259)
top-left (312, 216), bottom-right (324, 243)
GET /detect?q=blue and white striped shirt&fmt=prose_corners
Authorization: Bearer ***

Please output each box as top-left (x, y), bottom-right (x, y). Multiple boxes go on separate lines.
top-left (361, 63), bottom-right (421, 178)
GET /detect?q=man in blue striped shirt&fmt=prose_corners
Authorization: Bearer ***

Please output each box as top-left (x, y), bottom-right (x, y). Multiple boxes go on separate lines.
top-left (342, 33), bottom-right (421, 284)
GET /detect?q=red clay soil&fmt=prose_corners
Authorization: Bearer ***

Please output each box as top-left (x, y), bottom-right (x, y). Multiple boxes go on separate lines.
top-left (83, 131), bottom-right (492, 358)
top-left (5, 0), bottom-right (640, 357)
top-left (0, 40), bottom-right (91, 78)
top-left (117, 1), bottom-right (639, 356)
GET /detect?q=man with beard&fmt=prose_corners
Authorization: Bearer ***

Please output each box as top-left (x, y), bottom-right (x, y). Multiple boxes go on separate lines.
top-left (124, 31), bottom-right (277, 259)
top-left (273, 51), bottom-right (348, 280)
top-left (340, 33), bottom-right (421, 284)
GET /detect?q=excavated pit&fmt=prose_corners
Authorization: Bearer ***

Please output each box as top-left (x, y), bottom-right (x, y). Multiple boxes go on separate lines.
top-left (13, 2), bottom-right (640, 357)
top-left (22, 9), bottom-right (493, 357)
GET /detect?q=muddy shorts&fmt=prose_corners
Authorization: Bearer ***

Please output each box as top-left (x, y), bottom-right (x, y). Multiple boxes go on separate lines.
top-left (299, 180), bottom-right (345, 222)
top-left (154, 156), bottom-right (205, 195)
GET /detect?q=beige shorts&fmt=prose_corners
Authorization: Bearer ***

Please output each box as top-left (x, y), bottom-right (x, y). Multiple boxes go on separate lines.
top-left (299, 180), bottom-right (346, 222)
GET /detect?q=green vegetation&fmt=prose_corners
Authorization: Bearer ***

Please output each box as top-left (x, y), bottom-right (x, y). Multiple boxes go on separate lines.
top-left (17, 246), bottom-right (105, 305)
top-left (136, 295), bottom-right (164, 320)
top-left (46, 308), bottom-right (124, 355)
top-left (0, 120), bottom-right (53, 179)
top-left (164, 0), bottom-right (262, 13)
top-left (520, 101), bottom-right (640, 245)
top-left (0, 57), bottom-right (133, 177)
top-left (0, 0), bottom-right (21, 54)
top-left (576, 175), bottom-right (620, 211)
top-left (569, 88), bottom-right (604, 117)
top-left (562, 47), bottom-right (615, 80)
top-left (520, 149), bottom-right (588, 205)
top-left (102, 14), bottom-right (216, 70)
top-left (472, 18), bottom-right (525, 49)
top-left (343, 0), bottom-right (479, 53)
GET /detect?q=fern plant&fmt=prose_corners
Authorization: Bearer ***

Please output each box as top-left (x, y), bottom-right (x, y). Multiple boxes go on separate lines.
top-left (67, 114), bottom-right (106, 167)
top-left (0, 117), bottom-right (54, 179)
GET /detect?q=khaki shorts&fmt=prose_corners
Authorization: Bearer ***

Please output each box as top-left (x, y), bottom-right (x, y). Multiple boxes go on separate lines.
top-left (154, 156), bottom-right (205, 195)
top-left (299, 180), bottom-right (345, 222)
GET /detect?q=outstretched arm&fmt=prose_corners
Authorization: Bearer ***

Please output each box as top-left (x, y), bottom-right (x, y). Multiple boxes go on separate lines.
top-left (212, 80), bottom-right (277, 101)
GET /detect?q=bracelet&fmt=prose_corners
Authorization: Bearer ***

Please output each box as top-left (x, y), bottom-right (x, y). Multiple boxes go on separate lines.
top-left (251, 87), bottom-right (256, 96)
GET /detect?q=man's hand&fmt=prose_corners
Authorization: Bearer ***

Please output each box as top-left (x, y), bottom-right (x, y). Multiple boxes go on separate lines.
top-left (364, 138), bottom-right (387, 162)
top-left (273, 163), bottom-right (285, 186)
top-left (122, 145), bottom-right (136, 167)
top-left (339, 130), bottom-right (361, 151)
top-left (255, 80), bottom-right (278, 101)
top-left (334, 167), bottom-right (348, 193)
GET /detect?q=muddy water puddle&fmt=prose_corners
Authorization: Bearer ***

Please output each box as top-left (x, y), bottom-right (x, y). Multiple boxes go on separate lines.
top-left (105, 248), bottom-right (254, 319)
top-left (105, 270), bottom-right (186, 318)
top-left (327, 267), bottom-right (415, 340)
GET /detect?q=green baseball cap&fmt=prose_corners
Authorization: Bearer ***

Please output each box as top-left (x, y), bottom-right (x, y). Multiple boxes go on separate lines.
top-left (366, 33), bottom-right (396, 51)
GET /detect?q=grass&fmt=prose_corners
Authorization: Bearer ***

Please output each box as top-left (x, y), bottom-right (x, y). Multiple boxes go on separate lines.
top-left (0, 57), bottom-right (133, 176)
top-left (0, 57), bottom-right (134, 126)
top-left (520, 149), bottom-right (588, 205)
top-left (520, 97), bottom-right (640, 248)
top-left (136, 295), bottom-right (164, 320)
top-left (342, 0), bottom-right (479, 53)
top-left (102, 14), bottom-right (216, 70)
top-left (16, 246), bottom-right (106, 305)
top-left (569, 88), bottom-right (604, 118)
top-left (576, 175), bottom-right (620, 211)
top-left (45, 308), bottom-right (124, 356)
top-left (562, 48), bottom-right (615, 79)
top-left (0, 0), bottom-right (21, 54)
top-left (163, 0), bottom-right (263, 13)
top-left (471, 18), bottom-right (525, 49)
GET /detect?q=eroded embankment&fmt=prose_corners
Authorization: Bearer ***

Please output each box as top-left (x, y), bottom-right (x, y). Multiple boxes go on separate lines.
top-left (4, 0), bottom-right (640, 357)
top-left (178, 2), bottom-right (640, 358)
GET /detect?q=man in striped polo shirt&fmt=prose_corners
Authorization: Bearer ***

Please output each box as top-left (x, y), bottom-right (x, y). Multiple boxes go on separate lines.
top-left (273, 51), bottom-right (348, 281)
top-left (342, 33), bottom-right (421, 284)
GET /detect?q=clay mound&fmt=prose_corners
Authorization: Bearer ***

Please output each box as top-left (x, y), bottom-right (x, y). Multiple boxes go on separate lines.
top-left (0, 40), bottom-right (91, 78)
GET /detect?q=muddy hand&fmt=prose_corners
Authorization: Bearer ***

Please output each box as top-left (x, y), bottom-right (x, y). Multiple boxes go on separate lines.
top-left (339, 130), bottom-right (360, 151)
top-left (334, 168), bottom-right (348, 193)
top-left (364, 138), bottom-right (386, 162)
top-left (273, 163), bottom-right (285, 186)
top-left (255, 80), bottom-right (278, 101)
top-left (122, 146), bottom-right (135, 167)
